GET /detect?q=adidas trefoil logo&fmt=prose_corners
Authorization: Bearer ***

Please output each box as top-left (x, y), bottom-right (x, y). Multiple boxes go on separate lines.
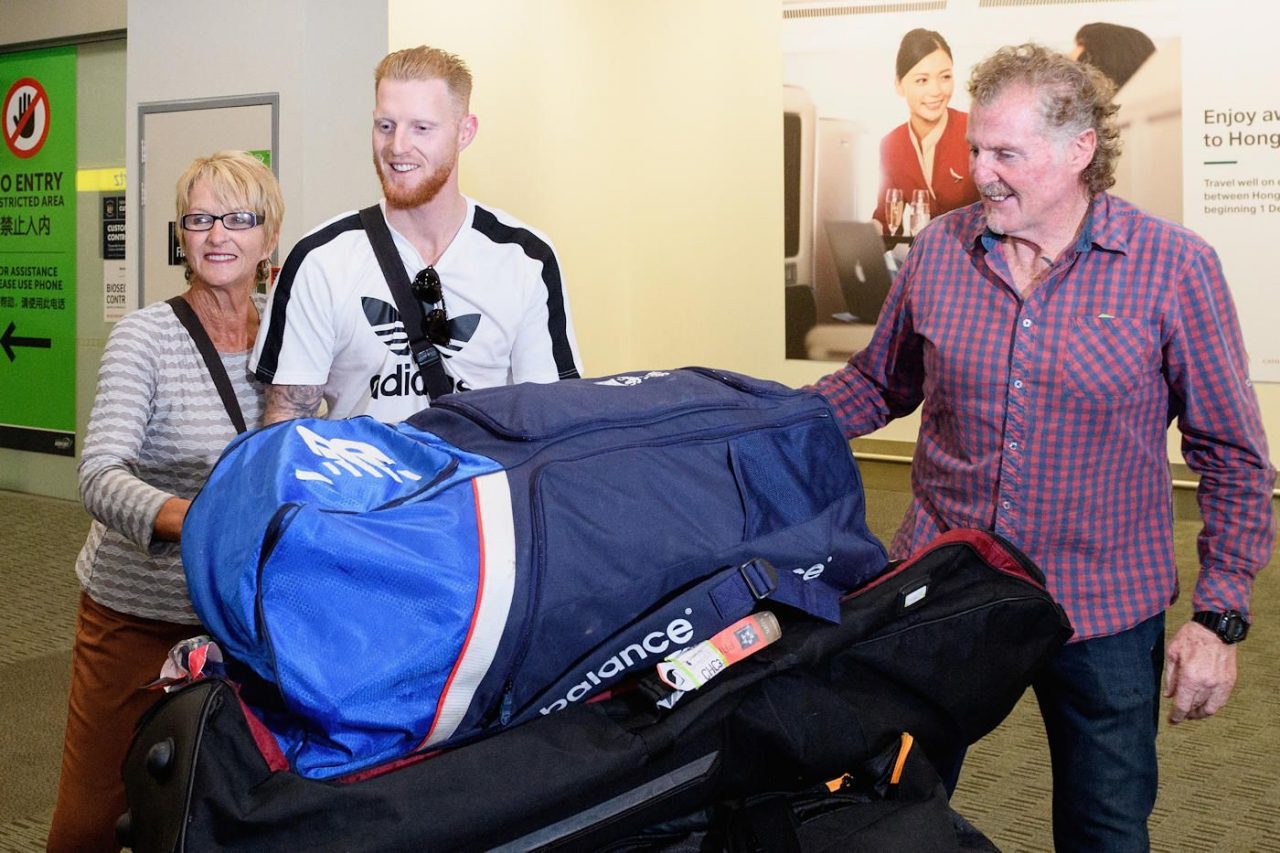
top-left (361, 297), bottom-right (480, 358)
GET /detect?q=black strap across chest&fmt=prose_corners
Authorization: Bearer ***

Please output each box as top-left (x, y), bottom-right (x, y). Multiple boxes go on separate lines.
top-left (167, 296), bottom-right (248, 434)
top-left (358, 204), bottom-right (453, 401)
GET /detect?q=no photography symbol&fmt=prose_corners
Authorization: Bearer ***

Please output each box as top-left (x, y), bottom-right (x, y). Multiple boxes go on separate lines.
top-left (4, 77), bottom-right (50, 159)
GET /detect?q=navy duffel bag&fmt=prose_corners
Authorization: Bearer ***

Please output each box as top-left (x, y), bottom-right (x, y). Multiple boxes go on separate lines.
top-left (181, 367), bottom-right (888, 779)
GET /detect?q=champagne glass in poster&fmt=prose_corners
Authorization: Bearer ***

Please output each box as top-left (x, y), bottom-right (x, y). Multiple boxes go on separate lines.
top-left (781, 0), bottom-right (1183, 363)
top-left (884, 187), bottom-right (904, 235)
top-left (908, 189), bottom-right (930, 236)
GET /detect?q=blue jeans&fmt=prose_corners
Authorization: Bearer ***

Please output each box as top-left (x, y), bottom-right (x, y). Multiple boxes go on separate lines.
top-left (1032, 612), bottom-right (1164, 852)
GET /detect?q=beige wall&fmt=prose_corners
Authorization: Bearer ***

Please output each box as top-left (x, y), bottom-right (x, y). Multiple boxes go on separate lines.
top-left (388, 1), bottom-right (792, 381)
top-left (0, 0), bottom-right (125, 45)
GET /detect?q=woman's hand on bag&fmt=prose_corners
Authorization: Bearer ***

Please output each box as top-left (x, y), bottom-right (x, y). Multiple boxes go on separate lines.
top-left (153, 497), bottom-right (193, 542)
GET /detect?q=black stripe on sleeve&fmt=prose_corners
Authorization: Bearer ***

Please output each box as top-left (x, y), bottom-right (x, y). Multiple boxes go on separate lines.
top-left (471, 206), bottom-right (580, 379)
top-left (254, 212), bottom-right (365, 382)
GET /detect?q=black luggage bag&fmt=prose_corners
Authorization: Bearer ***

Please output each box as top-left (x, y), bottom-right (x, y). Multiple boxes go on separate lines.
top-left (119, 529), bottom-right (1071, 852)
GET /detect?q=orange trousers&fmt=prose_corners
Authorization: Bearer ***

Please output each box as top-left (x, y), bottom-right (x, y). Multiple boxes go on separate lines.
top-left (46, 592), bottom-right (200, 853)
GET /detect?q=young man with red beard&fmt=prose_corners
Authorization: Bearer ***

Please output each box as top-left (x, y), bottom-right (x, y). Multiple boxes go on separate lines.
top-left (253, 45), bottom-right (582, 424)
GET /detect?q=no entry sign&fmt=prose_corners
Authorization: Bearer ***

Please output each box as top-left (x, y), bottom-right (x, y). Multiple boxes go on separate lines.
top-left (4, 77), bottom-right (50, 159)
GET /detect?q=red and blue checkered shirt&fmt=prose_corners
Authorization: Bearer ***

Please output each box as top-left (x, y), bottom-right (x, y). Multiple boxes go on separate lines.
top-left (813, 194), bottom-right (1275, 640)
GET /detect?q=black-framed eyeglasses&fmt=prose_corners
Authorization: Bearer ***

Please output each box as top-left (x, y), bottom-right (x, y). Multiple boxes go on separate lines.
top-left (412, 266), bottom-right (450, 345)
top-left (180, 211), bottom-right (263, 232)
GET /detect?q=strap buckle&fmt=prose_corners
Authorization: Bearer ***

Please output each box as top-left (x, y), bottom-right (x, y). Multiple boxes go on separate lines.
top-left (414, 346), bottom-right (441, 368)
top-left (738, 558), bottom-right (779, 601)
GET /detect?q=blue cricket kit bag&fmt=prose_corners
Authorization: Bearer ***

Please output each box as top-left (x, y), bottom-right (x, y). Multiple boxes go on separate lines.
top-left (181, 367), bottom-right (888, 779)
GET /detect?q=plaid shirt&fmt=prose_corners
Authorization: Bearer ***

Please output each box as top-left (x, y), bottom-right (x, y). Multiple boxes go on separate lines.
top-left (813, 193), bottom-right (1275, 640)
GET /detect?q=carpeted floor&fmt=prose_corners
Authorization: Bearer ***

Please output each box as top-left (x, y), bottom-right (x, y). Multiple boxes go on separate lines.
top-left (0, 491), bottom-right (84, 852)
top-left (0, 483), bottom-right (1275, 851)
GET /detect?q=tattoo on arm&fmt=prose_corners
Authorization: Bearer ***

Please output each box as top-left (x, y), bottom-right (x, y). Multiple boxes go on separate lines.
top-left (263, 384), bottom-right (324, 425)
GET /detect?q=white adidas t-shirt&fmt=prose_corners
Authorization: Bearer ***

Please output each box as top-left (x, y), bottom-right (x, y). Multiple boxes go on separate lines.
top-left (252, 197), bottom-right (582, 423)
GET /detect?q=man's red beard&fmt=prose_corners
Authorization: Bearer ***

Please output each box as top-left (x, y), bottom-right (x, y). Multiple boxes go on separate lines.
top-left (374, 151), bottom-right (454, 209)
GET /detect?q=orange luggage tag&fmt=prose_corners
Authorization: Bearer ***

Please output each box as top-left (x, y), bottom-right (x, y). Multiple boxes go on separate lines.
top-left (657, 610), bottom-right (781, 691)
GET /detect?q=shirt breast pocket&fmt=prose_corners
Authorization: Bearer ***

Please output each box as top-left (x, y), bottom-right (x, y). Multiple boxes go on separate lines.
top-left (1058, 315), bottom-right (1159, 399)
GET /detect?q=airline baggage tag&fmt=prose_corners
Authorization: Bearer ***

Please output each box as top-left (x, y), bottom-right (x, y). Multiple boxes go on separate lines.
top-left (145, 635), bottom-right (225, 691)
top-left (657, 611), bottom-right (781, 691)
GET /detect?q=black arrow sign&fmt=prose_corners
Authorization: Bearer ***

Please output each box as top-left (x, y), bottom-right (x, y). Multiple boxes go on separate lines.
top-left (2, 321), bottom-right (51, 362)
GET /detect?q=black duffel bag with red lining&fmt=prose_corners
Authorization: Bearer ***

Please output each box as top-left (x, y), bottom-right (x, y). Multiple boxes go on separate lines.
top-left (119, 528), bottom-right (1071, 852)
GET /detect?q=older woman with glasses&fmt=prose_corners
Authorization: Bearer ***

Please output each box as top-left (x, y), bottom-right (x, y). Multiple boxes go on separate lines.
top-left (47, 151), bottom-right (282, 852)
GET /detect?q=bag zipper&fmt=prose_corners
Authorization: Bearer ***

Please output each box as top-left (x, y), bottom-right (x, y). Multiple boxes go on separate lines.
top-left (432, 370), bottom-right (811, 442)
top-left (684, 365), bottom-right (799, 397)
top-left (432, 398), bottom-right (754, 443)
top-left (253, 502), bottom-right (300, 706)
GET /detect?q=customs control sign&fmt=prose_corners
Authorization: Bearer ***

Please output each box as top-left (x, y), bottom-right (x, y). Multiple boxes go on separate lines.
top-left (0, 47), bottom-right (76, 455)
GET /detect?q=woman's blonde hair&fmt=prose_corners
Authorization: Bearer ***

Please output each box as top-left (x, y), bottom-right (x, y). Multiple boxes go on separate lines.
top-left (175, 150), bottom-right (284, 286)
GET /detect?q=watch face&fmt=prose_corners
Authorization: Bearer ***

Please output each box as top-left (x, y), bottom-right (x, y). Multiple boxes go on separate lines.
top-left (1195, 611), bottom-right (1248, 643)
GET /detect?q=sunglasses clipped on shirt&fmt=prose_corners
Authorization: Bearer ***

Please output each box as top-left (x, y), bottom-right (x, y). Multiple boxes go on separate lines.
top-left (179, 211), bottom-right (264, 231)
top-left (411, 265), bottom-right (451, 346)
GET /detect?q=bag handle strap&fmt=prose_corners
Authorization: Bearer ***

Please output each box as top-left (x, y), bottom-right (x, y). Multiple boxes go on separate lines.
top-left (167, 296), bottom-right (248, 434)
top-left (358, 204), bottom-right (453, 401)
top-left (513, 558), bottom-right (841, 726)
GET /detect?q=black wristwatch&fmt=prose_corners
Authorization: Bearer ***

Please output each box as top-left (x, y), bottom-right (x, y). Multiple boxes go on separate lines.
top-left (1192, 610), bottom-right (1249, 644)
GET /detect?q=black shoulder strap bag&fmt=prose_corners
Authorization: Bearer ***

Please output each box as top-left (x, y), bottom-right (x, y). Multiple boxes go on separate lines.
top-left (167, 296), bottom-right (248, 434)
top-left (358, 204), bottom-right (453, 401)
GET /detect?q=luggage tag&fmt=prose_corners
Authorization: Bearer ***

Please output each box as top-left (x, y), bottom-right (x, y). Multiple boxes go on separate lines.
top-left (144, 635), bottom-right (225, 692)
top-left (657, 611), bottom-right (781, 692)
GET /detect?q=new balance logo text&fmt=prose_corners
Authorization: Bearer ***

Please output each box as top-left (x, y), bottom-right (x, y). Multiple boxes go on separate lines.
top-left (539, 617), bottom-right (695, 715)
top-left (792, 556), bottom-right (833, 582)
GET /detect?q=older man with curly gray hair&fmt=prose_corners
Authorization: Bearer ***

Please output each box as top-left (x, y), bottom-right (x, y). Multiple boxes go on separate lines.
top-left (810, 42), bottom-right (1273, 852)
